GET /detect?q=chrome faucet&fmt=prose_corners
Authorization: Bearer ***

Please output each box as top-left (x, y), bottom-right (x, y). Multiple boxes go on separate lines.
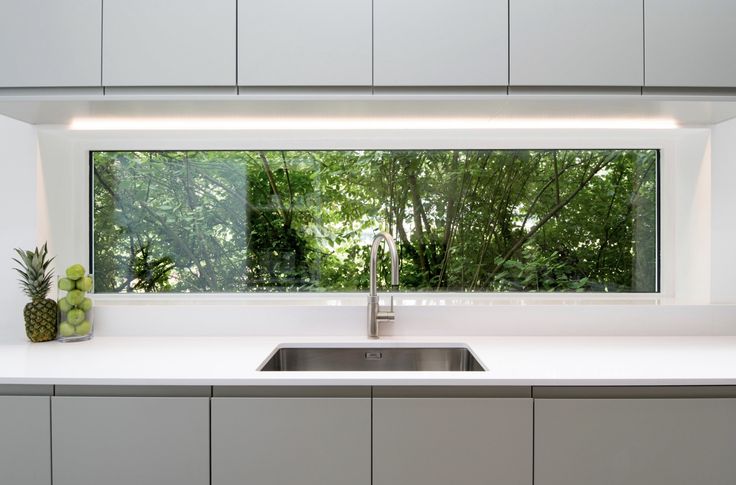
top-left (367, 232), bottom-right (399, 338)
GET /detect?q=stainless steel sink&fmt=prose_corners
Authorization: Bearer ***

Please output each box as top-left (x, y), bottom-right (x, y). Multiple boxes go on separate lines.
top-left (259, 346), bottom-right (485, 372)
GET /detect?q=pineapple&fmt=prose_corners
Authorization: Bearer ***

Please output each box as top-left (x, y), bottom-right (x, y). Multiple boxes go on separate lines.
top-left (12, 244), bottom-right (58, 342)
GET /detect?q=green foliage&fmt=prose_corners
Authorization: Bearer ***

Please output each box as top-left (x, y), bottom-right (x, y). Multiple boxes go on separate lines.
top-left (92, 149), bottom-right (658, 293)
top-left (12, 243), bottom-right (55, 299)
top-left (129, 242), bottom-right (175, 292)
top-left (491, 250), bottom-right (589, 292)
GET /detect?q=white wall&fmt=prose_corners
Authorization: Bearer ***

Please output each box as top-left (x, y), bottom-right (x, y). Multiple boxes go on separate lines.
top-left (31, 126), bottom-right (733, 336)
top-left (673, 130), bottom-right (711, 302)
top-left (711, 117), bottom-right (736, 303)
top-left (0, 115), bottom-right (37, 340)
top-left (0, 117), bottom-right (725, 339)
top-left (36, 129), bottom-right (79, 276)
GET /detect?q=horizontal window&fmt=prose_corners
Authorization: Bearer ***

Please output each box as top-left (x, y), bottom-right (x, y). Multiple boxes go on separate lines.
top-left (91, 149), bottom-right (658, 293)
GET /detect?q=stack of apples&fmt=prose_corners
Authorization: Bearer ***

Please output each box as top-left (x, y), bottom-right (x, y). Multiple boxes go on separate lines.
top-left (57, 264), bottom-right (93, 339)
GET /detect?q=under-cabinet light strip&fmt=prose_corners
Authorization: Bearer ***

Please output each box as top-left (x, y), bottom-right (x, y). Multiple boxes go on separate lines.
top-left (68, 117), bottom-right (680, 131)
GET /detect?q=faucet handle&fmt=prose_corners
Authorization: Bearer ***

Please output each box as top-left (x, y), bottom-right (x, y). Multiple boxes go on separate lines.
top-left (377, 309), bottom-right (395, 322)
top-left (377, 296), bottom-right (395, 322)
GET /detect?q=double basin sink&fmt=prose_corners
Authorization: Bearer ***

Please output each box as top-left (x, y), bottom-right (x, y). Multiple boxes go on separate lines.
top-left (259, 346), bottom-right (485, 372)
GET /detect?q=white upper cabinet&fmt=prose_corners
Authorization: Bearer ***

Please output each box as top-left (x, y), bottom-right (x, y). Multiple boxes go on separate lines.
top-left (238, 0), bottom-right (372, 87)
top-left (510, 0), bottom-right (643, 87)
top-left (373, 0), bottom-right (508, 87)
top-left (7, 0), bottom-right (736, 92)
top-left (646, 0), bottom-right (736, 88)
top-left (103, 0), bottom-right (236, 87)
top-left (0, 0), bottom-right (101, 88)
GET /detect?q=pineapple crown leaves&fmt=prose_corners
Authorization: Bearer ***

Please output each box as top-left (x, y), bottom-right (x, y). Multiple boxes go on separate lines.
top-left (12, 243), bottom-right (55, 300)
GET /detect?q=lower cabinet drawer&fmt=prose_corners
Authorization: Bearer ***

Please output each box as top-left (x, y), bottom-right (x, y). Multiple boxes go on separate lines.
top-left (373, 397), bottom-right (533, 485)
top-left (211, 396), bottom-right (371, 485)
top-left (535, 398), bottom-right (736, 485)
top-left (52, 396), bottom-right (209, 485)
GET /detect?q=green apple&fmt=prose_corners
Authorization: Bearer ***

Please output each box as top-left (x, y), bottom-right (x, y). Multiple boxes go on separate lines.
top-left (67, 308), bottom-right (85, 325)
top-left (80, 298), bottom-right (93, 312)
top-left (65, 264), bottom-right (85, 281)
top-left (75, 320), bottom-right (91, 336)
top-left (76, 276), bottom-right (93, 292)
top-left (67, 290), bottom-right (84, 306)
top-left (58, 278), bottom-right (75, 291)
top-left (59, 322), bottom-right (75, 338)
top-left (58, 297), bottom-right (72, 313)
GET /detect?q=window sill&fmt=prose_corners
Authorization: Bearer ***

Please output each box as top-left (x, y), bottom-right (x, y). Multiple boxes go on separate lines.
top-left (91, 292), bottom-right (686, 308)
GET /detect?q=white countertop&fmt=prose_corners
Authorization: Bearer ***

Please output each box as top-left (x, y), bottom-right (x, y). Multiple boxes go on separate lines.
top-left (2, 335), bottom-right (736, 386)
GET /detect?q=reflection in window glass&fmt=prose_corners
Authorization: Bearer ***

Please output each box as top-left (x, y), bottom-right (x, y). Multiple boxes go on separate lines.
top-left (92, 149), bottom-right (658, 293)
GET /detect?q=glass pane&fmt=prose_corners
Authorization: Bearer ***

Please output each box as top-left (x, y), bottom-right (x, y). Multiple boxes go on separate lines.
top-left (92, 149), bottom-right (658, 293)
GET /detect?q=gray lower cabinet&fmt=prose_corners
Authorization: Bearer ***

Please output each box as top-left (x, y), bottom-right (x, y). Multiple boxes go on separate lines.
top-left (535, 398), bottom-right (736, 485)
top-left (211, 393), bottom-right (371, 485)
top-left (373, 391), bottom-right (533, 485)
top-left (17, 384), bottom-right (736, 485)
top-left (0, 395), bottom-right (51, 485)
top-left (52, 396), bottom-right (209, 485)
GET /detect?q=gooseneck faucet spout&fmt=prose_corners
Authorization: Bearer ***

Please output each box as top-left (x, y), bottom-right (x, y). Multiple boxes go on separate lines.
top-left (368, 232), bottom-right (399, 338)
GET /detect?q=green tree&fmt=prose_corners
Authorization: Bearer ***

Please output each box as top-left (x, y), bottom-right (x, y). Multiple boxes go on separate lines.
top-left (93, 149), bottom-right (657, 293)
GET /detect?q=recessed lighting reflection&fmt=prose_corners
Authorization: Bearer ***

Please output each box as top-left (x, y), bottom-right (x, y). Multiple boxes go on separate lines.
top-left (68, 117), bottom-right (680, 131)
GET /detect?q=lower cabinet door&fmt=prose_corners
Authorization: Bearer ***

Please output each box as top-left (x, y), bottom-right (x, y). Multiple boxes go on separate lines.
top-left (52, 397), bottom-right (209, 485)
top-left (211, 397), bottom-right (371, 485)
top-left (373, 396), bottom-right (533, 485)
top-left (0, 396), bottom-right (51, 485)
top-left (535, 398), bottom-right (736, 485)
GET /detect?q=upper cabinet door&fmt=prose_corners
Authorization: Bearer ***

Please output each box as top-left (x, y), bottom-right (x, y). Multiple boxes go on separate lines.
top-left (238, 0), bottom-right (372, 87)
top-left (0, 0), bottom-right (101, 88)
top-left (646, 0), bottom-right (736, 88)
top-left (510, 0), bottom-right (643, 87)
top-left (373, 0), bottom-right (508, 87)
top-left (103, 0), bottom-right (236, 87)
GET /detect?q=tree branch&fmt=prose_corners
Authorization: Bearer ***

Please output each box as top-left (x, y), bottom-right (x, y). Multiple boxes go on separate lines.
top-left (485, 151), bottom-right (619, 286)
